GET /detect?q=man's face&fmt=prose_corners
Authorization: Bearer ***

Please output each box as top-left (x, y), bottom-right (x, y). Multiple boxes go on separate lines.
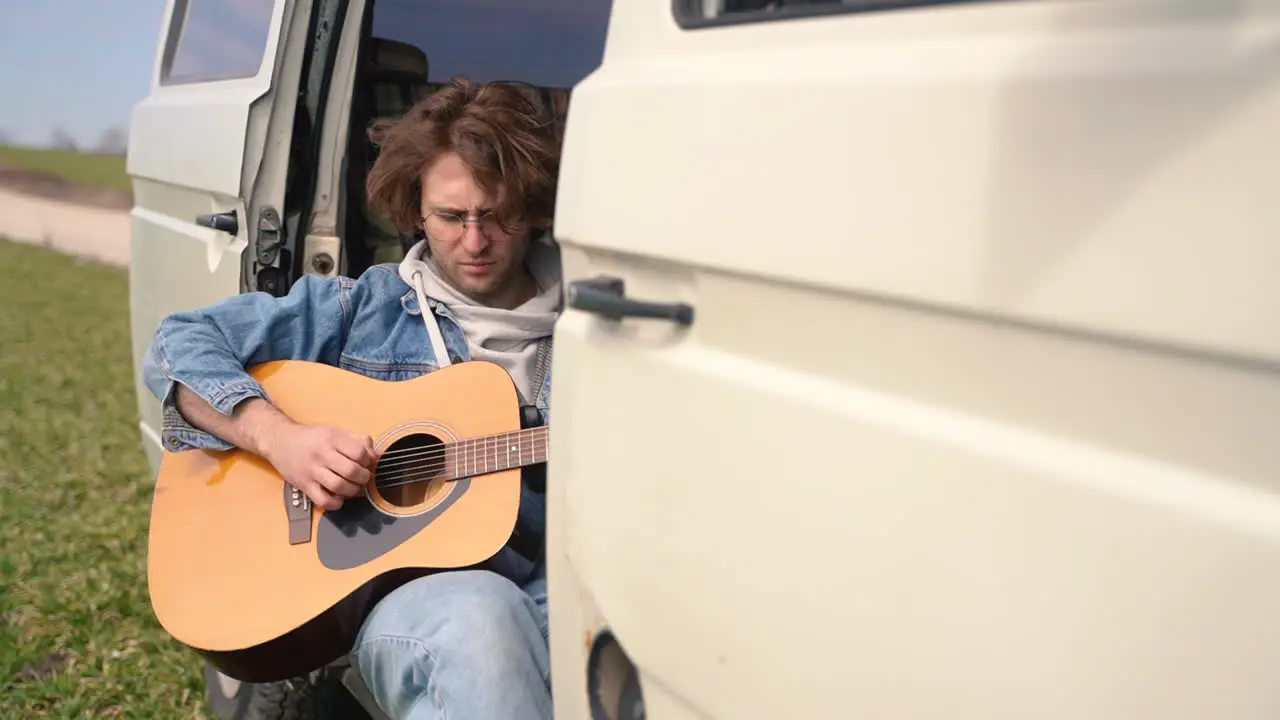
top-left (419, 152), bottom-right (531, 306)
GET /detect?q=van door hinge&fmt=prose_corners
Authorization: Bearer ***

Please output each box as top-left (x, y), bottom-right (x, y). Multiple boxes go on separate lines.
top-left (255, 207), bottom-right (284, 266)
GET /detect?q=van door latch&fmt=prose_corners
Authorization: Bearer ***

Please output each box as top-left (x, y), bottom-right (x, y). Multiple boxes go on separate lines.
top-left (255, 207), bottom-right (283, 265)
top-left (195, 210), bottom-right (238, 235)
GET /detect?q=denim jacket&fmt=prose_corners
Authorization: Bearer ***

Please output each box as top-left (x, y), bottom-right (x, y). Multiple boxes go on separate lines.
top-left (140, 263), bottom-right (553, 583)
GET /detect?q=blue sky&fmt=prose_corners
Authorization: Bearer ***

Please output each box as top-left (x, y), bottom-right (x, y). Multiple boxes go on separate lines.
top-left (0, 1), bottom-right (166, 148)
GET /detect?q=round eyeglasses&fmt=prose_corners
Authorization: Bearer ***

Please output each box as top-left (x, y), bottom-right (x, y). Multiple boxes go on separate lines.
top-left (418, 211), bottom-right (509, 243)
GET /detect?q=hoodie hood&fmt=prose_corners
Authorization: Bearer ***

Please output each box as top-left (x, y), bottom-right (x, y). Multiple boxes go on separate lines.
top-left (397, 232), bottom-right (562, 403)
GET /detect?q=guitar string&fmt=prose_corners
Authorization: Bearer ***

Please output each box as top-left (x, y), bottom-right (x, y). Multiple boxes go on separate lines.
top-left (374, 442), bottom-right (549, 481)
top-left (371, 443), bottom-right (543, 476)
top-left (372, 440), bottom-right (549, 491)
top-left (374, 440), bottom-right (535, 469)
top-left (371, 431), bottom-right (547, 472)
top-left (291, 433), bottom-right (547, 495)
top-left (373, 464), bottom-right (542, 493)
top-left (372, 429), bottom-right (545, 462)
top-left (372, 437), bottom-right (549, 486)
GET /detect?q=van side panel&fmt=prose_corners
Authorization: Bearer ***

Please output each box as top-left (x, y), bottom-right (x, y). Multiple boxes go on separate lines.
top-left (549, 2), bottom-right (1280, 718)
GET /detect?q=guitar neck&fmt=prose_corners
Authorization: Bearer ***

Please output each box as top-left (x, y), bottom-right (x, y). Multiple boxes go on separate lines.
top-left (444, 426), bottom-right (549, 480)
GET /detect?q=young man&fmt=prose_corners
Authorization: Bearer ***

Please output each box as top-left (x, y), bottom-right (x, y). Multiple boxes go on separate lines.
top-left (141, 79), bottom-right (562, 720)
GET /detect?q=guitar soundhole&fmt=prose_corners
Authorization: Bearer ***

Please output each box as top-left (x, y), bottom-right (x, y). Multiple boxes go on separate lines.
top-left (374, 432), bottom-right (449, 509)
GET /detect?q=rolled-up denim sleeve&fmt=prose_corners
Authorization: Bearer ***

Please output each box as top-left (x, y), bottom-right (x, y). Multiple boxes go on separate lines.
top-left (141, 274), bottom-right (356, 452)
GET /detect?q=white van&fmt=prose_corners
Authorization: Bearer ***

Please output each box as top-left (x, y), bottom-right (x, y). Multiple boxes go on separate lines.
top-left (128, 0), bottom-right (1280, 718)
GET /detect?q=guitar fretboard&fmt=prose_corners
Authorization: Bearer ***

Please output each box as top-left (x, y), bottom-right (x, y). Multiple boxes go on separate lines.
top-left (446, 426), bottom-right (549, 480)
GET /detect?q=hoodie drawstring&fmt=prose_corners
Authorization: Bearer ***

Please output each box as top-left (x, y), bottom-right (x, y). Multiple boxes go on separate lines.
top-left (412, 269), bottom-right (453, 369)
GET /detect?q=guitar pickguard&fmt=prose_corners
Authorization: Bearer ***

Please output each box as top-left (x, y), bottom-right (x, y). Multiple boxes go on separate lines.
top-left (314, 478), bottom-right (471, 571)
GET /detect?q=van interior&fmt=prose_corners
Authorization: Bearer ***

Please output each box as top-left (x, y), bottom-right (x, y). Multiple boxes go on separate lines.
top-left (258, 3), bottom-right (612, 713)
top-left (333, 0), bottom-right (610, 278)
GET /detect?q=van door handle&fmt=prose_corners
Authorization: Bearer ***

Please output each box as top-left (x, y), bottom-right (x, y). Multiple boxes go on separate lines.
top-left (566, 276), bottom-right (694, 326)
top-left (195, 210), bottom-right (239, 235)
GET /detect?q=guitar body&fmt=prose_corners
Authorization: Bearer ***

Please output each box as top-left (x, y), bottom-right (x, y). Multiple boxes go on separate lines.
top-left (146, 359), bottom-right (532, 683)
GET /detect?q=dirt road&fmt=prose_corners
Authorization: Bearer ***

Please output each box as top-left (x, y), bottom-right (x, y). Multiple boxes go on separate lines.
top-left (0, 188), bottom-right (131, 267)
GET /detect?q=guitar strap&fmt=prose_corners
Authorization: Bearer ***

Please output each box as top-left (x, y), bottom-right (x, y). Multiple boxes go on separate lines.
top-left (516, 337), bottom-right (554, 499)
top-left (519, 337), bottom-right (554, 411)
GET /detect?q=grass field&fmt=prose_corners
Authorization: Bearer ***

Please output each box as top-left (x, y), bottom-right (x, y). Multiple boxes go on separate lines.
top-left (0, 145), bottom-right (130, 192)
top-left (0, 238), bottom-right (208, 718)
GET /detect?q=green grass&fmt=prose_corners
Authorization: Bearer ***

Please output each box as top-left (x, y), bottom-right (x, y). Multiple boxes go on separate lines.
top-left (0, 239), bottom-right (208, 718)
top-left (0, 145), bottom-right (130, 192)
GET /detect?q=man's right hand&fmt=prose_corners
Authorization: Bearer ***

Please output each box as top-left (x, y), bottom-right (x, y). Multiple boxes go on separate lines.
top-left (263, 423), bottom-right (378, 511)
top-left (173, 389), bottom-right (378, 511)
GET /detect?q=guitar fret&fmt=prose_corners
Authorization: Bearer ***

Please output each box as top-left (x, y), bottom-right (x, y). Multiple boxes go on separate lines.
top-left (502, 431), bottom-right (512, 472)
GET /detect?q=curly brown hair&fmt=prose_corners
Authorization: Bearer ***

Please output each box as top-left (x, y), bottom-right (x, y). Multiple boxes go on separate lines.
top-left (365, 77), bottom-right (561, 236)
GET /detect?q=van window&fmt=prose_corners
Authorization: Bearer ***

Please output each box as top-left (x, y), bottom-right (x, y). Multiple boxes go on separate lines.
top-left (676, 0), bottom-right (994, 28)
top-left (163, 0), bottom-right (277, 84)
top-left (372, 0), bottom-right (612, 89)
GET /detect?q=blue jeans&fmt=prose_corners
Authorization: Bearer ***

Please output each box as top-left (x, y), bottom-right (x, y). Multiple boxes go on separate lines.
top-left (352, 565), bottom-right (552, 720)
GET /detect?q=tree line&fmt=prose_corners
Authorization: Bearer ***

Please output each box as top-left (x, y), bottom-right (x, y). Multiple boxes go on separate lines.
top-left (0, 126), bottom-right (129, 155)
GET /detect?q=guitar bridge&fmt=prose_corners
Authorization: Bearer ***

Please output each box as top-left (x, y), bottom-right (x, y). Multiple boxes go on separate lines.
top-left (284, 483), bottom-right (313, 545)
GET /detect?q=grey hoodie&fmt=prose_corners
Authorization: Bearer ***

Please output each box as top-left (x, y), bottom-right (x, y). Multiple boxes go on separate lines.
top-left (398, 234), bottom-right (562, 404)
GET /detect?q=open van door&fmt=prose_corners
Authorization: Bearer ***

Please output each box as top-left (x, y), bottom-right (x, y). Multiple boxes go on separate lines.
top-left (548, 1), bottom-right (1280, 718)
top-left (126, 0), bottom-right (333, 475)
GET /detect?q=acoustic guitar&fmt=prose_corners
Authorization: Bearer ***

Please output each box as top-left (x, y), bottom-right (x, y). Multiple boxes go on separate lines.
top-left (145, 359), bottom-right (548, 683)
